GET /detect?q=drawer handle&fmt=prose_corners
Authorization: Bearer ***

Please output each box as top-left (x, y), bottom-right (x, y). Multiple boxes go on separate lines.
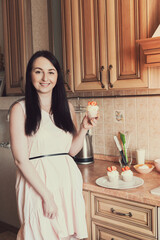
top-left (99, 66), bottom-right (105, 88)
top-left (108, 64), bottom-right (113, 88)
top-left (111, 208), bottom-right (132, 217)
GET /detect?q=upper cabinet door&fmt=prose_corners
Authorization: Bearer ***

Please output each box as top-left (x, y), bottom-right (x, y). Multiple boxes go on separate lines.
top-left (107, 0), bottom-right (148, 89)
top-left (2, 0), bottom-right (32, 95)
top-left (61, 0), bottom-right (108, 91)
top-left (61, 0), bottom-right (74, 92)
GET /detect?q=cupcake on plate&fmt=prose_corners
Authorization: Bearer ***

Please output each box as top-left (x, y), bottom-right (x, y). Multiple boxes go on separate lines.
top-left (121, 166), bottom-right (133, 182)
top-left (107, 166), bottom-right (119, 183)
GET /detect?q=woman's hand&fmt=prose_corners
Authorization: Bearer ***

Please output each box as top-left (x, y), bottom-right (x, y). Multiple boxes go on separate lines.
top-left (81, 112), bottom-right (99, 130)
top-left (42, 192), bottom-right (58, 219)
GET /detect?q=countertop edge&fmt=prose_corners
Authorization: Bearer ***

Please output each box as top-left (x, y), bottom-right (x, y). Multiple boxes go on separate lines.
top-left (78, 159), bottom-right (160, 207)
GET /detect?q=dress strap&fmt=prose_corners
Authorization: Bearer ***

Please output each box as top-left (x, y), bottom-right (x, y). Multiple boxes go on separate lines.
top-left (29, 153), bottom-right (69, 160)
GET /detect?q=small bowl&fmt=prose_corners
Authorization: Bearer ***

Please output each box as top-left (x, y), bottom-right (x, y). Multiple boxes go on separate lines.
top-left (154, 159), bottom-right (160, 172)
top-left (134, 164), bottom-right (154, 174)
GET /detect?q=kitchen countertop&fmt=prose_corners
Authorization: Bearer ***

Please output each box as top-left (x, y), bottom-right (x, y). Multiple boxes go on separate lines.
top-left (78, 159), bottom-right (160, 206)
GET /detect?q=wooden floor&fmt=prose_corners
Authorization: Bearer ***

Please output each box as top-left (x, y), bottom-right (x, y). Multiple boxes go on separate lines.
top-left (0, 222), bottom-right (18, 240)
top-left (0, 231), bottom-right (17, 240)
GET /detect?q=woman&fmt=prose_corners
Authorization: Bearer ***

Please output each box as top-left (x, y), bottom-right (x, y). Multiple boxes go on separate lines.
top-left (10, 50), bottom-right (98, 240)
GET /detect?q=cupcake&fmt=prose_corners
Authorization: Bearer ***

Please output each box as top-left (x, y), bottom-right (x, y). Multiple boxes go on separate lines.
top-left (87, 101), bottom-right (99, 119)
top-left (121, 166), bottom-right (133, 182)
top-left (107, 166), bottom-right (119, 183)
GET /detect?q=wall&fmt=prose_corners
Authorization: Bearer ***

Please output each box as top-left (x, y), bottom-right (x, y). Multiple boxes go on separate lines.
top-left (69, 89), bottom-right (160, 162)
top-left (31, 0), bottom-right (49, 52)
top-left (0, 97), bottom-right (22, 228)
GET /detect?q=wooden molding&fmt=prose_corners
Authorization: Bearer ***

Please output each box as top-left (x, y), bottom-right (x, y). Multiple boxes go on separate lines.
top-left (137, 37), bottom-right (160, 67)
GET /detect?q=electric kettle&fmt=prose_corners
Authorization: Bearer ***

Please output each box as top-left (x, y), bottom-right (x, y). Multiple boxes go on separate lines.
top-left (74, 130), bottom-right (94, 164)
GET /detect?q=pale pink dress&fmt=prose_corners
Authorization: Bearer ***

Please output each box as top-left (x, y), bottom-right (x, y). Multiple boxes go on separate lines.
top-left (16, 101), bottom-right (88, 240)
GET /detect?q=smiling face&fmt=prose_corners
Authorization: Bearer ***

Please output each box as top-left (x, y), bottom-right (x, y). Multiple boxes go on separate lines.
top-left (31, 56), bottom-right (58, 96)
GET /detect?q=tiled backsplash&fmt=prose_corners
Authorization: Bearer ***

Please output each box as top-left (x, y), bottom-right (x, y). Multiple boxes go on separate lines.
top-left (70, 91), bottom-right (160, 161)
top-left (1, 94), bottom-right (160, 161)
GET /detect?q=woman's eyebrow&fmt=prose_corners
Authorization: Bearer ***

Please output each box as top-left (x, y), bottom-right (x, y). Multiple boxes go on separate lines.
top-left (48, 68), bottom-right (56, 71)
top-left (32, 67), bottom-right (56, 71)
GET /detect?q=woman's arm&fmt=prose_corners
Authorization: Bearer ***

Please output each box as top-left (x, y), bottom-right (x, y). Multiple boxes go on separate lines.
top-left (10, 103), bottom-right (57, 219)
top-left (68, 102), bottom-right (98, 156)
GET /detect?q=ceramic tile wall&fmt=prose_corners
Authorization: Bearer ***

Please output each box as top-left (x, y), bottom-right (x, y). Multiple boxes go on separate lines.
top-left (70, 92), bottom-right (160, 161)
top-left (1, 95), bottom-right (160, 161)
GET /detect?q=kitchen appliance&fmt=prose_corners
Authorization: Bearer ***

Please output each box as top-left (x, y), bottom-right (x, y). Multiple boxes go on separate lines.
top-left (73, 98), bottom-right (94, 164)
top-left (74, 130), bottom-right (94, 164)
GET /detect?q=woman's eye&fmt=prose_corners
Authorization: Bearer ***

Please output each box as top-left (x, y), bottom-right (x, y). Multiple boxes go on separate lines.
top-left (35, 70), bottom-right (41, 74)
top-left (49, 72), bottom-right (54, 75)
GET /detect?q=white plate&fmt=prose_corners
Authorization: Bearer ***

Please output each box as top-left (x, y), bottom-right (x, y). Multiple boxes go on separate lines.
top-left (96, 176), bottom-right (144, 189)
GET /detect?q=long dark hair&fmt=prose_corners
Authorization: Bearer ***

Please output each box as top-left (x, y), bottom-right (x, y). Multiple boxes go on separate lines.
top-left (25, 50), bottom-right (75, 136)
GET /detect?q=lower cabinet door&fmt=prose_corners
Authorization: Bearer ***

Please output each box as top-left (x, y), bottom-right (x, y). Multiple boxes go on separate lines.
top-left (83, 190), bottom-right (91, 240)
top-left (92, 221), bottom-right (153, 240)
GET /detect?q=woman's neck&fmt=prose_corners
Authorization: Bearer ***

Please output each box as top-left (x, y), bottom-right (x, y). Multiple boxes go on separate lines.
top-left (39, 94), bottom-right (52, 113)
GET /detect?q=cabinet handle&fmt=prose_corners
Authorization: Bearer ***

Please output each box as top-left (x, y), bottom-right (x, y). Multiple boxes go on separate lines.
top-left (108, 65), bottom-right (113, 88)
top-left (65, 69), bottom-right (71, 90)
top-left (111, 208), bottom-right (132, 217)
top-left (99, 66), bottom-right (105, 88)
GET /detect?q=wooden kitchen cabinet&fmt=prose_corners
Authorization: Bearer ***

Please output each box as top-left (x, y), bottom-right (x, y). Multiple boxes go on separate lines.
top-left (92, 221), bottom-right (142, 240)
top-left (91, 192), bottom-right (157, 240)
top-left (83, 190), bottom-right (91, 240)
top-left (61, 0), bottom-right (160, 92)
top-left (107, 0), bottom-right (148, 89)
top-left (61, 0), bottom-right (108, 92)
top-left (2, 0), bottom-right (32, 95)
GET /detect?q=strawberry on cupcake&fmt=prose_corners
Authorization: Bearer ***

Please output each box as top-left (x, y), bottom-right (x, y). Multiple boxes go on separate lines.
top-left (121, 166), bottom-right (133, 182)
top-left (107, 166), bottom-right (119, 183)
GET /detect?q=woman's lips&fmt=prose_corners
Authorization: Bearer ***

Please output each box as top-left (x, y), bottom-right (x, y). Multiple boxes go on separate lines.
top-left (40, 83), bottom-right (50, 87)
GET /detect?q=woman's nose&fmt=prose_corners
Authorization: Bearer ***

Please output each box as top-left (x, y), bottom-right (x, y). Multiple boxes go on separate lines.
top-left (42, 72), bottom-right (48, 81)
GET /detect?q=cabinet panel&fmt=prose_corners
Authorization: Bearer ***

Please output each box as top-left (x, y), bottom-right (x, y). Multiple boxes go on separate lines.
top-left (2, 0), bottom-right (32, 95)
top-left (61, 0), bottom-right (74, 92)
top-left (117, 0), bottom-right (139, 78)
top-left (92, 221), bottom-right (153, 240)
top-left (91, 192), bottom-right (157, 239)
top-left (72, 0), bottom-right (108, 90)
top-left (83, 190), bottom-right (91, 240)
top-left (81, 0), bottom-right (97, 81)
top-left (61, 0), bottom-right (108, 91)
top-left (107, 0), bottom-right (148, 89)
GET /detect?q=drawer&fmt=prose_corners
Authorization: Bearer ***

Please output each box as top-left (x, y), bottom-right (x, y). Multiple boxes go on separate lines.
top-left (91, 192), bottom-right (157, 239)
top-left (92, 221), bottom-right (146, 240)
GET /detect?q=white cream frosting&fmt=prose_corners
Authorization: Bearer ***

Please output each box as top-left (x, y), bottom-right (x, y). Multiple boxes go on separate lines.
top-left (87, 105), bottom-right (99, 118)
top-left (121, 170), bottom-right (133, 182)
top-left (107, 170), bottom-right (119, 182)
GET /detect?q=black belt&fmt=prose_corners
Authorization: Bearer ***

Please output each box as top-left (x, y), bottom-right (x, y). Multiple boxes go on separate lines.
top-left (29, 153), bottom-right (69, 160)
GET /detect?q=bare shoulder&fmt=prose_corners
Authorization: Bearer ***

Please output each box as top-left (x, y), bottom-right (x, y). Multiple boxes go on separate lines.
top-left (10, 102), bottom-right (25, 124)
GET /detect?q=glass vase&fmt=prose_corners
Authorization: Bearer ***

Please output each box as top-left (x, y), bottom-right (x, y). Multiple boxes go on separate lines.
top-left (119, 149), bottom-right (132, 168)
